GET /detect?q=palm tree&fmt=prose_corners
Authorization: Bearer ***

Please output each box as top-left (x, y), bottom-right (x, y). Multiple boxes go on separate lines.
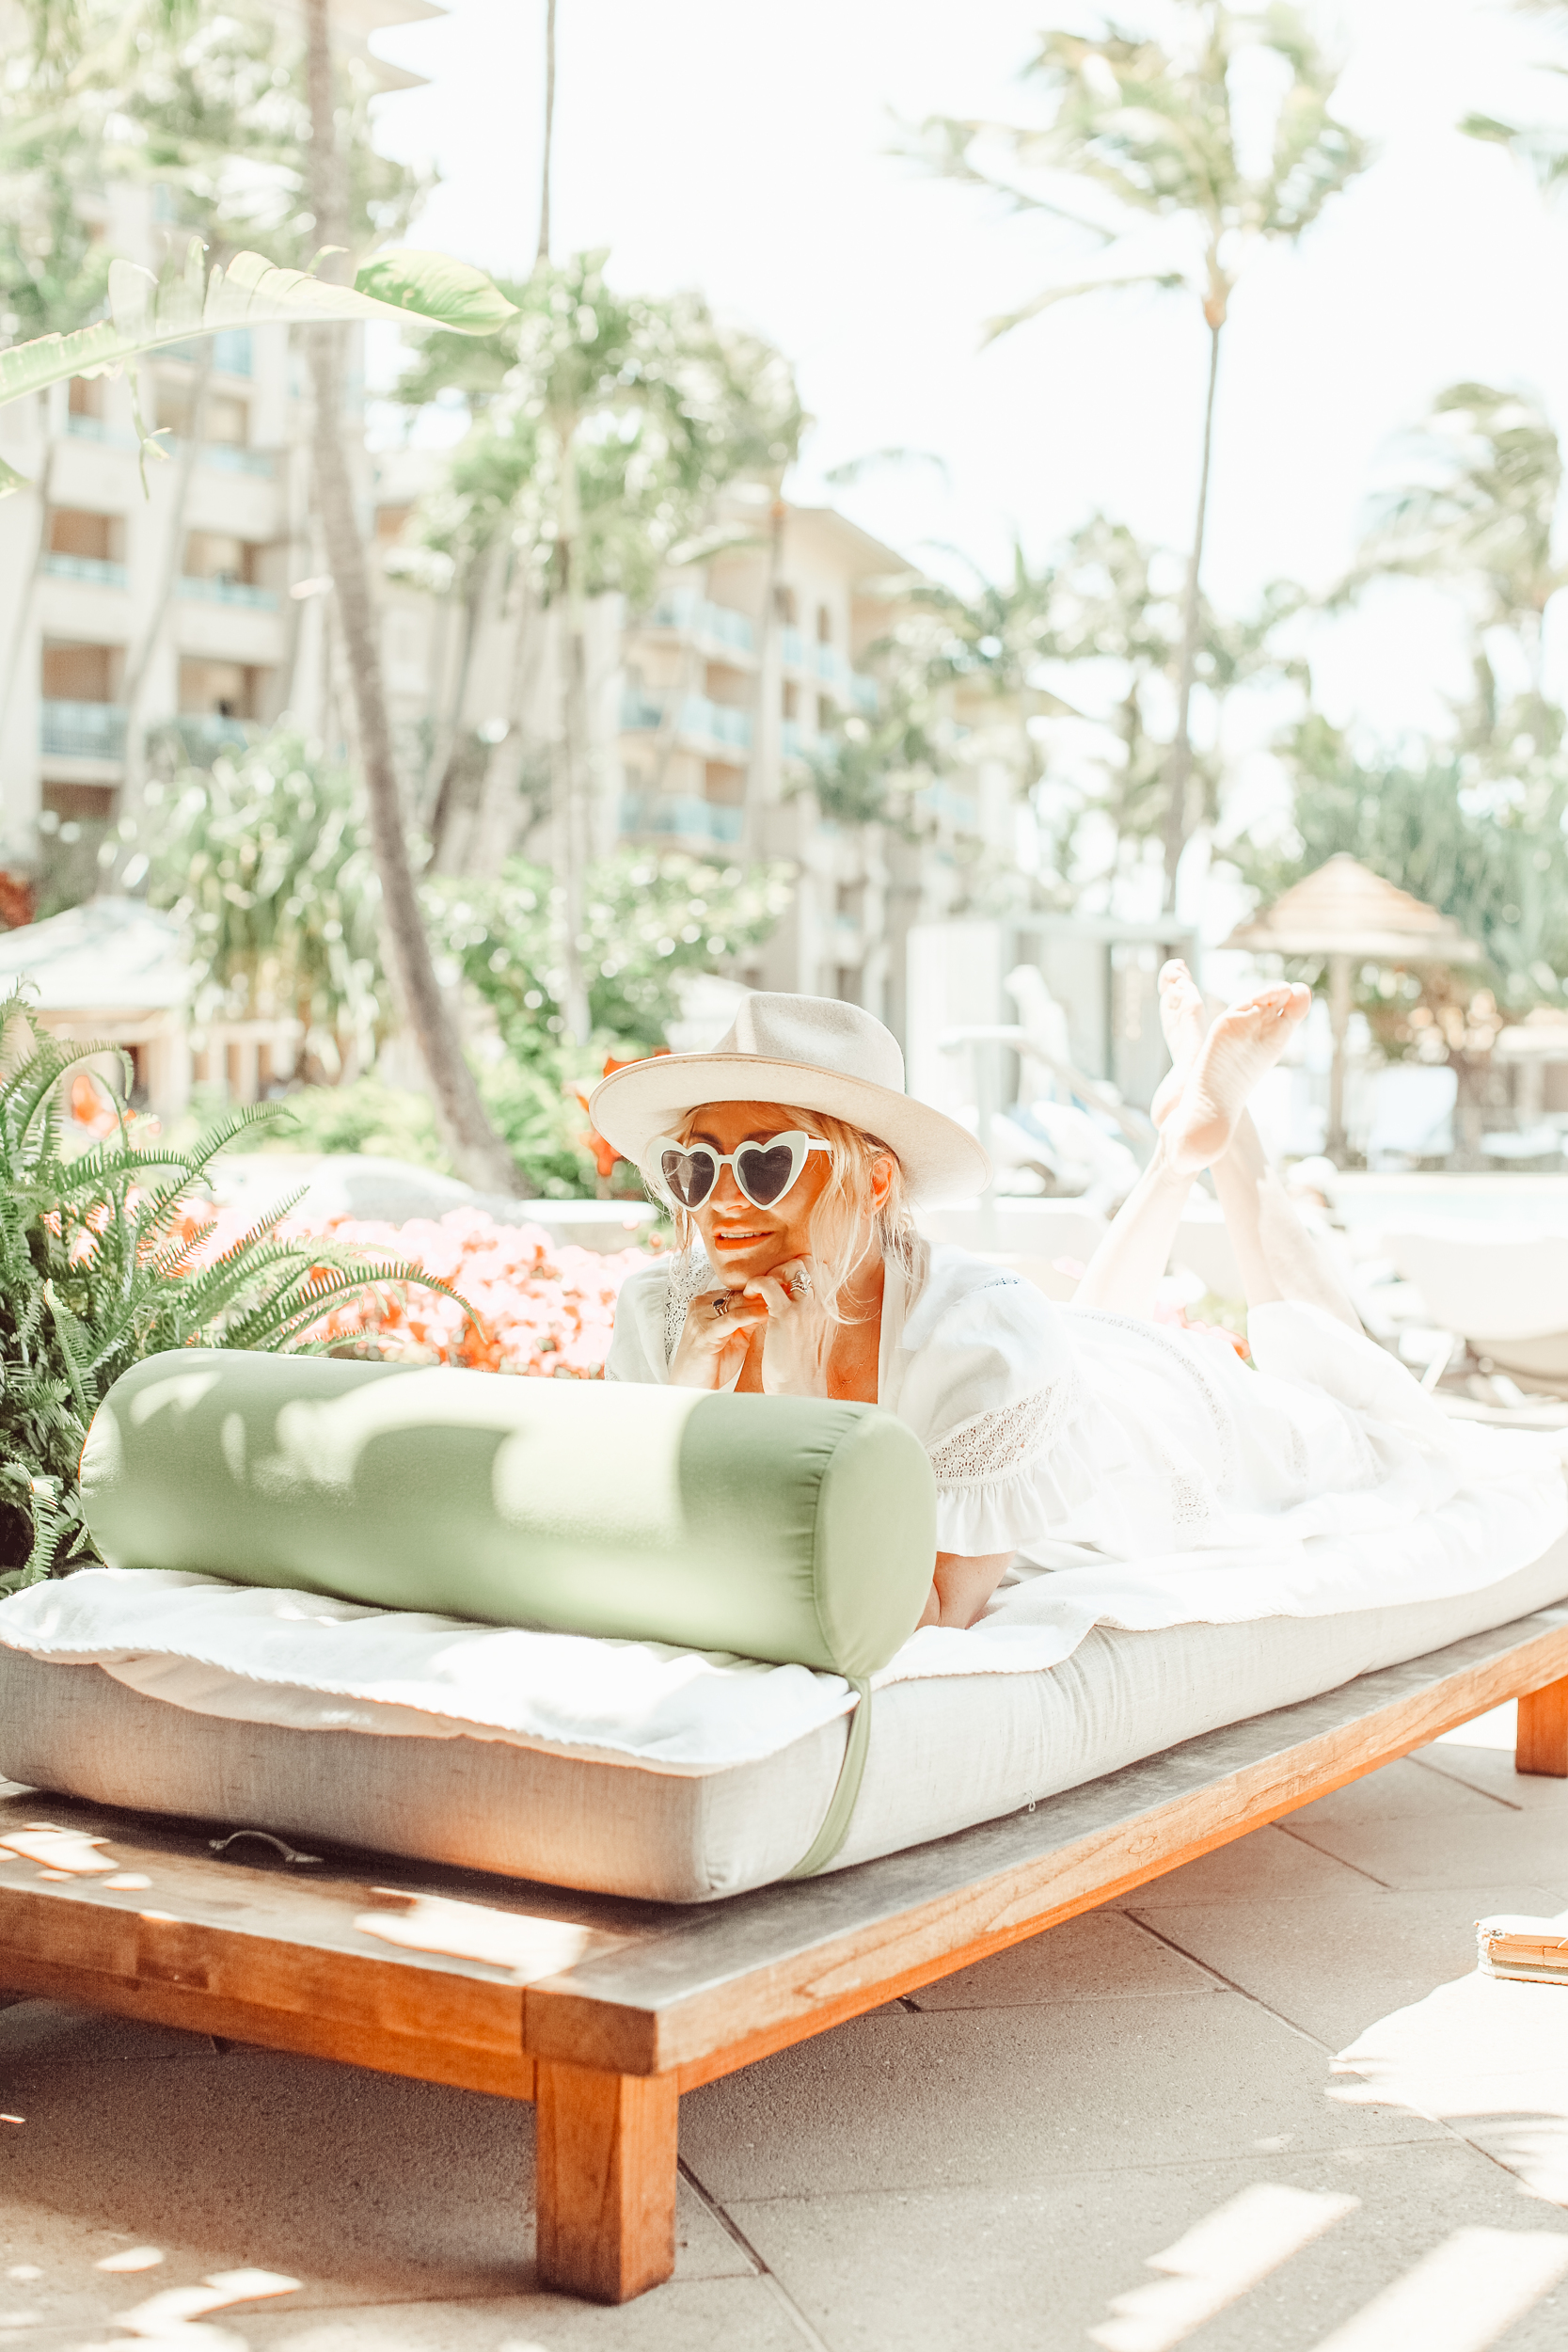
top-left (297, 0), bottom-right (525, 1192)
top-left (406, 256), bottom-right (800, 1038)
top-left (912, 4), bottom-right (1369, 907)
top-left (1354, 383), bottom-right (1565, 714)
top-left (8, 0), bottom-right (526, 1187)
top-left (537, 0), bottom-right (557, 267)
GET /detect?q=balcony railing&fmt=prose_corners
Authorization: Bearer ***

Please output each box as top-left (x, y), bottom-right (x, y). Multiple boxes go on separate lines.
top-left (620, 793), bottom-right (743, 847)
top-left (163, 329), bottom-right (254, 377)
top-left (646, 593), bottom-right (753, 655)
top-left (40, 700), bottom-right (126, 760)
top-left (620, 691), bottom-right (752, 753)
top-left (166, 713), bottom-right (254, 765)
top-left (781, 626), bottom-right (805, 670)
top-left (781, 719), bottom-right (814, 761)
top-left (919, 781), bottom-right (979, 832)
top-left (42, 553), bottom-right (127, 589)
top-left (177, 576), bottom-right (279, 611)
top-left (849, 673), bottom-right (879, 715)
top-left (64, 412), bottom-right (111, 440)
top-left (197, 443), bottom-right (275, 478)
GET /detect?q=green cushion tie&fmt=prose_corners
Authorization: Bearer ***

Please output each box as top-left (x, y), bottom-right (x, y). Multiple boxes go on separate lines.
top-left (786, 1677), bottom-right (872, 1879)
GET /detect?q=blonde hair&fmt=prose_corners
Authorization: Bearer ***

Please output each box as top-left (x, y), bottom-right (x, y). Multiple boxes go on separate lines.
top-left (666, 1102), bottom-right (922, 1325)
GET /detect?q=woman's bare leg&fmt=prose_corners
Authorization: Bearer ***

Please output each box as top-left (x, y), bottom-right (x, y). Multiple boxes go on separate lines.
top-left (1156, 961), bottom-right (1361, 1330)
top-left (1075, 981), bottom-right (1311, 1317)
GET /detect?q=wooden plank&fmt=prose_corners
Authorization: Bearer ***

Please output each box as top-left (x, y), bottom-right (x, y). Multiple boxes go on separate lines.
top-left (1518, 1674), bottom-right (1568, 1776)
top-left (535, 2061), bottom-right (677, 2302)
top-left (0, 1799), bottom-right (649, 2094)
top-left (0, 1947), bottom-right (534, 2097)
top-left (526, 1606), bottom-right (1568, 2079)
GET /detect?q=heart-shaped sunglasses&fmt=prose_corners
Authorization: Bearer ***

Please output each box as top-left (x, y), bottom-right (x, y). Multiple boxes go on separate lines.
top-left (647, 1131), bottom-right (832, 1212)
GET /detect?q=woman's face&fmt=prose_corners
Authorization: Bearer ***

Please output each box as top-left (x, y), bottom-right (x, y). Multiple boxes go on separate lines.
top-left (682, 1100), bottom-right (837, 1284)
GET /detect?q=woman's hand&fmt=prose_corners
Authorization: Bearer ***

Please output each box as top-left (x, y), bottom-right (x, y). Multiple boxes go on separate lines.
top-left (668, 1286), bottom-right (767, 1391)
top-left (743, 1254), bottom-right (831, 1397)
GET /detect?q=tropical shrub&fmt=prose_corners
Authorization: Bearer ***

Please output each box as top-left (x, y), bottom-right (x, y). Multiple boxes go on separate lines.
top-left (145, 731), bottom-right (388, 1081)
top-left (0, 993), bottom-right (461, 1591)
top-left (273, 1208), bottom-right (655, 1376)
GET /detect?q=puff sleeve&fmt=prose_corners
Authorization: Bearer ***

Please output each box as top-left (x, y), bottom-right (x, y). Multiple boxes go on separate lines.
top-left (884, 1251), bottom-right (1090, 1557)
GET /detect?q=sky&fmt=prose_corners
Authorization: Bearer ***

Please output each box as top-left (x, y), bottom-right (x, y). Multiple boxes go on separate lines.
top-left (363, 0), bottom-right (1568, 822)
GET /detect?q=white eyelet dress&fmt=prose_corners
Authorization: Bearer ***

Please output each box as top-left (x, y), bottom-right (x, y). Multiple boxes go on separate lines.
top-left (604, 1243), bottom-right (1526, 1571)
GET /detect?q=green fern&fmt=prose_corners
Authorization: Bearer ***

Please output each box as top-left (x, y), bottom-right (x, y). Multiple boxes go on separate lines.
top-left (0, 987), bottom-right (471, 1592)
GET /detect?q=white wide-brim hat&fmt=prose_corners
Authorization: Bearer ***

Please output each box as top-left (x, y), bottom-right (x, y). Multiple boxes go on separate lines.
top-left (589, 993), bottom-right (991, 1205)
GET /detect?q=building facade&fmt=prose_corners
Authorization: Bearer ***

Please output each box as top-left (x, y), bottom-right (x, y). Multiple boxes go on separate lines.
top-left (0, 0), bottom-right (428, 908)
top-left (372, 469), bottom-right (1022, 1042)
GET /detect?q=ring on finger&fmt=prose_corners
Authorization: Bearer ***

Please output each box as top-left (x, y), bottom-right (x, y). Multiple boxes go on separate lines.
top-left (712, 1294), bottom-right (731, 1319)
top-left (788, 1272), bottom-right (813, 1298)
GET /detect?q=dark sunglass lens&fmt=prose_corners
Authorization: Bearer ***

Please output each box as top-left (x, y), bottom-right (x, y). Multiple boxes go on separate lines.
top-left (736, 1141), bottom-right (796, 1205)
top-left (660, 1149), bottom-right (714, 1209)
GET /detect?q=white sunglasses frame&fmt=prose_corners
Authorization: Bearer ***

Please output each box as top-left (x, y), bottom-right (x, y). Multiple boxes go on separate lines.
top-left (646, 1130), bottom-right (833, 1213)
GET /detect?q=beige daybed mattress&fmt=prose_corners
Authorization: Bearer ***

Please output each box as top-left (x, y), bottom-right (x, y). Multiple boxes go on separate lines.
top-left (2, 1538), bottom-right (1565, 1903)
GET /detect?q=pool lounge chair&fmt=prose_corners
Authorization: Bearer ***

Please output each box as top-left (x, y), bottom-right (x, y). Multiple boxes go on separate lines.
top-left (1383, 1229), bottom-right (1568, 1387)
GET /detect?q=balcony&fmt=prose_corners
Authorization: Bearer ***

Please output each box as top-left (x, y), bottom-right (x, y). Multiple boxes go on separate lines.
top-left (64, 413), bottom-right (112, 442)
top-left (814, 644), bottom-right (849, 687)
top-left (40, 700), bottom-right (127, 760)
top-left (177, 576), bottom-right (279, 611)
top-left (620, 792), bottom-right (743, 847)
top-left (850, 673), bottom-right (879, 715)
top-left (163, 330), bottom-right (254, 377)
top-left (781, 626), bottom-right (805, 670)
top-left (167, 713), bottom-right (254, 765)
top-left (42, 553), bottom-right (128, 590)
top-left (197, 444), bottom-right (275, 479)
top-left (645, 593), bottom-right (753, 656)
top-left (920, 781), bottom-right (979, 832)
top-left (781, 719), bottom-right (814, 762)
top-left (620, 691), bottom-right (752, 755)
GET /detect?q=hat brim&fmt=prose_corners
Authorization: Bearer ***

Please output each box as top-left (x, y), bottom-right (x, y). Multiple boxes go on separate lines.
top-left (589, 1051), bottom-right (991, 1205)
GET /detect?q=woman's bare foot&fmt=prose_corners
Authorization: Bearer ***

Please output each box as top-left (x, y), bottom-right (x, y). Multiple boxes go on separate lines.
top-left (1149, 960), bottom-right (1210, 1129)
top-left (1160, 985), bottom-right (1311, 1177)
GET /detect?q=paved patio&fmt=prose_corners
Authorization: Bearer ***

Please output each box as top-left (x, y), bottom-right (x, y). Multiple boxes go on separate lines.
top-left (2, 1708), bottom-right (1567, 2351)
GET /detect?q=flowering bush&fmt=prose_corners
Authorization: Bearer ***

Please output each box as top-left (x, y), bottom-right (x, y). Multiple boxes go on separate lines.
top-left (253, 1207), bottom-right (657, 1376)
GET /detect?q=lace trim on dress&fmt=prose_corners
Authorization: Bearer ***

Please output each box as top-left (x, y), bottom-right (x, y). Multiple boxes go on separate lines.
top-left (925, 1382), bottom-right (1076, 1489)
top-left (662, 1249), bottom-right (710, 1369)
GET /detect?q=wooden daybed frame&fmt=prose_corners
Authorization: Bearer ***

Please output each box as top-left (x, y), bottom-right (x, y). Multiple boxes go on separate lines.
top-left (1, 1605), bottom-right (1565, 2305)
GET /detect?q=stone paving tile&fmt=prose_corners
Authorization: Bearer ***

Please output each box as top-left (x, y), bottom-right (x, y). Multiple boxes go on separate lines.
top-left (1333, 1968), bottom-right (1568, 2210)
top-left (0, 1997), bottom-right (219, 2066)
top-left (678, 1992), bottom-right (1444, 2205)
top-left (0, 2048), bottom-right (746, 2336)
top-left (1129, 1882), bottom-right (1568, 2050)
top-left (1283, 1807), bottom-right (1568, 1894)
top-left (909, 1906), bottom-right (1223, 2010)
top-left (12, 2275), bottom-right (801, 2352)
top-left (1109, 1820), bottom-right (1388, 1906)
top-left (727, 2141), bottom-right (1568, 2352)
top-left (1414, 1740), bottom-right (1568, 1813)
top-left (1287, 1756), bottom-right (1507, 1829)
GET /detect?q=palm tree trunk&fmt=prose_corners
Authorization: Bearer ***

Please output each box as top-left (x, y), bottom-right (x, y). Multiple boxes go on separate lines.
top-left (1159, 316), bottom-right (1222, 912)
top-left (553, 420), bottom-right (591, 1041)
top-left (536, 0), bottom-right (557, 267)
top-left (302, 0), bottom-right (523, 1193)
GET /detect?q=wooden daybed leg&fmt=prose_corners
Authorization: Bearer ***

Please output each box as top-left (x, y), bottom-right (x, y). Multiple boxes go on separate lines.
top-left (1517, 1676), bottom-right (1568, 1777)
top-left (535, 2059), bottom-right (678, 2303)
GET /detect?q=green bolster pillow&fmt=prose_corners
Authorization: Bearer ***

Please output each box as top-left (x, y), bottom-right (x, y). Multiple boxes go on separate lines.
top-left (78, 1350), bottom-right (938, 1678)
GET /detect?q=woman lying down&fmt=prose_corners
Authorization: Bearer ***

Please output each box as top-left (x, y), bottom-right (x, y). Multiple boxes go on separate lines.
top-left (592, 977), bottom-right (1504, 1630)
